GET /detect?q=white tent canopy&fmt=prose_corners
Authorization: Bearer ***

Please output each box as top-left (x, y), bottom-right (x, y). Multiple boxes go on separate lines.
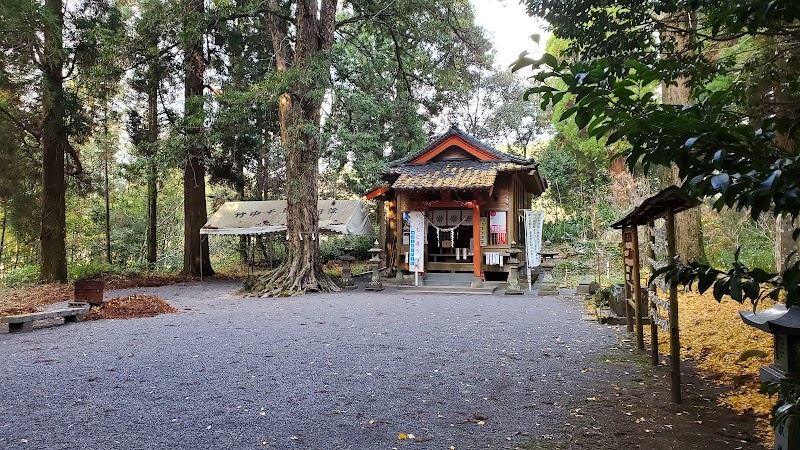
top-left (200, 200), bottom-right (372, 236)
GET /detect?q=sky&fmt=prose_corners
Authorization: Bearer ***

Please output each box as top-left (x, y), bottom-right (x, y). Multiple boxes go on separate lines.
top-left (470, 0), bottom-right (551, 70)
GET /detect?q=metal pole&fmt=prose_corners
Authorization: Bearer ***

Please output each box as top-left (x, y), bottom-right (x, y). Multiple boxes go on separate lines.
top-left (666, 210), bottom-right (681, 403)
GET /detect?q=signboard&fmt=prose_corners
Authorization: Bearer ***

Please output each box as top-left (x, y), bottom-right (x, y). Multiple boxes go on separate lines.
top-left (489, 211), bottom-right (507, 233)
top-left (479, 217), bottom-right (488, 246)
top-left (408, 211), bottom-right (425, 274)
top-left (402, 211), bottom-right (410, 245)
top-left (524, 209), bottom-right (545, 267)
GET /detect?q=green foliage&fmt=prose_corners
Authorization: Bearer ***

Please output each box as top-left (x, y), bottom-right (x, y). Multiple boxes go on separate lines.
top-left (703, 209), bottom-right (775, 272)
top-left (517, 1), bottom-right (800, 307)
top-left (542, 217), bottom-right (586, 244)
top-left (68, 261), bottom-right (116, 282)
top-left (319, 231), bottom-right (379, 264)
top-left (761, 380), bottom-right (800, 436)
top-left (324, 0), bottom-right (494, 194)
top-left (2, 265), bottom-right (40, 287)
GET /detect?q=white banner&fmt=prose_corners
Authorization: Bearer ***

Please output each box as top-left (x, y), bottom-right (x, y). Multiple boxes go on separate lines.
top-left (524, 209), bottom-right (545, 267)
top-left (409, 211), bottom-right (425, 273)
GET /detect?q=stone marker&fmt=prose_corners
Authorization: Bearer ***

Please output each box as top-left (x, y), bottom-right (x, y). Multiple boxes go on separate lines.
top-left (537, 259), bottom-right (558, 296)
top-left (366, 240), bottom-right (384, 291)
top-left (339, 247), bottom-right (356, 290)
top-left (504, 242), bottom-right (523, 296)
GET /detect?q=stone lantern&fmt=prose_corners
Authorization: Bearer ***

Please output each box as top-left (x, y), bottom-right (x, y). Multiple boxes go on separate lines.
top-left (339, 246), bottom-right (356, 290)
top-left (537, 249), bottom-right (559, 296)
top-left (365, 240), bottom-right (384, 291)
top-left (505, 241), bottom-right (523, 295)
top-left (740, 304), bottom-right (800, 449)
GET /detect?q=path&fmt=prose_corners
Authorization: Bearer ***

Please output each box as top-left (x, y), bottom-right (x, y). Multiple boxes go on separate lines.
top-left (0, 281), bottom-right (765, 449)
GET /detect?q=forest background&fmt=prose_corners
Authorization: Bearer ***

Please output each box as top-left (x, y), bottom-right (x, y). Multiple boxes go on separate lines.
top-left (0, 0), bottom-right (777, 288)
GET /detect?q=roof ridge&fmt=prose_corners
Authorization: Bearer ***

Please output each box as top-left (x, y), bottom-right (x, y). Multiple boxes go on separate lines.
top-left (387, 127), bottom-right (534, 167)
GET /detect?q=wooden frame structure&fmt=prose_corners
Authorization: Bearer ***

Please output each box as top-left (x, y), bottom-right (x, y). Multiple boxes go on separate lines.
top-left (611, 186), bottom-right (700, 403)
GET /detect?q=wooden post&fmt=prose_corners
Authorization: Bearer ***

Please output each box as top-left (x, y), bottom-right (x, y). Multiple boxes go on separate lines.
top-left (378, 200), bottom-right (386, 248)
top-left (648, 220), bottom-right (659, 366)
top-left (623, 228), bottom-right (634, 332)
top-left (666, 210), bottom-right (681, 403)
top-left (632, 226), bottom-right (644, 351)
top-left (472, 204), bottom-right (482, 287)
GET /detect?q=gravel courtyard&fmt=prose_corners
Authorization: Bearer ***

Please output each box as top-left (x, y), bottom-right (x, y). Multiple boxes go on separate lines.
top-left (0, 280), bottom-right (761, 449)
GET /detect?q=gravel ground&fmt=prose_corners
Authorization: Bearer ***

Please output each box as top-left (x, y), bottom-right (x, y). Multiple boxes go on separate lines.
top-left (0, 281), bottom-right (638, 449)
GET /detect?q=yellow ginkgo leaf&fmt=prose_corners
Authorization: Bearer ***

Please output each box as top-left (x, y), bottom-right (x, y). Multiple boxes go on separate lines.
top-left (477, 420), bottom-right (485, 425)
top-left (368, 419), bottom-right (375, 425)
top-left (398, 433), bottom-right (408, 440)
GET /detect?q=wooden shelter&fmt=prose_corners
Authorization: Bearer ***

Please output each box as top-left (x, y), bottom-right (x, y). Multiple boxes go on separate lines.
top-left (366, 127), bottom-right (547, 287)
top-left (610, 185), bottom-right (700, 403)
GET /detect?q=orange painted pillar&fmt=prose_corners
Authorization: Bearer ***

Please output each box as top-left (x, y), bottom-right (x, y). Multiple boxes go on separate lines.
top-left (472, 204), bottom-right (482, 286)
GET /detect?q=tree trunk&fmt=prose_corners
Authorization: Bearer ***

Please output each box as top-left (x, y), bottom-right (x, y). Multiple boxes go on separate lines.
top-left (235, 141), bottom-right (248, 264)
top-left (248, 0), bottom-right (339, 295)
top-left (104, 147), bottom-right (112, 265)
top-left (181, 0), bottom-right (213, 277)
top-left (0, 204), bottom-right (6, 274)
top-left (662, 11), bottom-right (706, 265)
top-left (146, 86), bottom-right (158, 266)
top-left (40, 0), bottom-right (68, 283)
top-left (772, 59), bottom-right (799, 271)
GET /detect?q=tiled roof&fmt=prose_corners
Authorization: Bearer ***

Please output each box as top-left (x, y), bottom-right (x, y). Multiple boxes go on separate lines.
top-left (390, 161), bottom-right (532, 190)
top-left (388, 126), bottom-right (532, 167)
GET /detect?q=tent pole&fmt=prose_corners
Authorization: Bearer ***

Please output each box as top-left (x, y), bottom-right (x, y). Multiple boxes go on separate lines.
top-left (200, 235), bottom-right (203, 282)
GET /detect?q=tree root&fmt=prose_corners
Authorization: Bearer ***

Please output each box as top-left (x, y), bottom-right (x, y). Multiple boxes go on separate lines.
top-left (242, 261), bottom-right (341, 297)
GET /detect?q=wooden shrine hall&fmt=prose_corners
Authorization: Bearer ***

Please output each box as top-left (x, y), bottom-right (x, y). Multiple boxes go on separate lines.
top-left (366, 127), bottom-right (547, 287)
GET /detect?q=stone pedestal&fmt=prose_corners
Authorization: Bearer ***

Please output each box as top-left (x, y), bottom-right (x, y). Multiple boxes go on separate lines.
top-left (365, 240), bottom-right (384, 291)
top-left (537, 260), bottom-right (558, 296)
top-left (339, 247), bottom-right (356, 290)
top-left (505, 242), bottom-right (523, 295)
top-left (471, 276), bottom-right (483, 288)
top-left (576, 276), bottom-right (593, 295)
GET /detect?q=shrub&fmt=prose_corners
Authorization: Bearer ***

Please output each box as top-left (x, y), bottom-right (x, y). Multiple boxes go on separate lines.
top-left (320, 231), bottom-right (378, 263)
top-left (2, 265), bottom-right (40, 287)
top-left (68, 261), bottom-right (117, 282)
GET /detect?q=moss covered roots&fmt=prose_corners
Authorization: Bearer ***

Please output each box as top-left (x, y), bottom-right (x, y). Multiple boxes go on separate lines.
top-left (243, 262), bottom-right (340, 297)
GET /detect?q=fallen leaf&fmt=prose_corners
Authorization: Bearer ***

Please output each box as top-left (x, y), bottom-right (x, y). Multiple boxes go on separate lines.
top-left (398, 433), bottom-right (407, 440)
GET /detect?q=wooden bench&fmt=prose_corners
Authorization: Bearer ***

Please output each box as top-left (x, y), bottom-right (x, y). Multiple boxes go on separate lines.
top-left (1, 304), bottom-right (91, 333)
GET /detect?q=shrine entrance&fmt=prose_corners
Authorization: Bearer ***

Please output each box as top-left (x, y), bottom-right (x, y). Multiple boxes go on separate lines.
top-left (365, 126), bottom-right (547, 288)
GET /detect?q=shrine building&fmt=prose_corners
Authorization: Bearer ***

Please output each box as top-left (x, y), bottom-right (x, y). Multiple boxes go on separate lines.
top-left (366, 127), bottom-right (547, 287)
